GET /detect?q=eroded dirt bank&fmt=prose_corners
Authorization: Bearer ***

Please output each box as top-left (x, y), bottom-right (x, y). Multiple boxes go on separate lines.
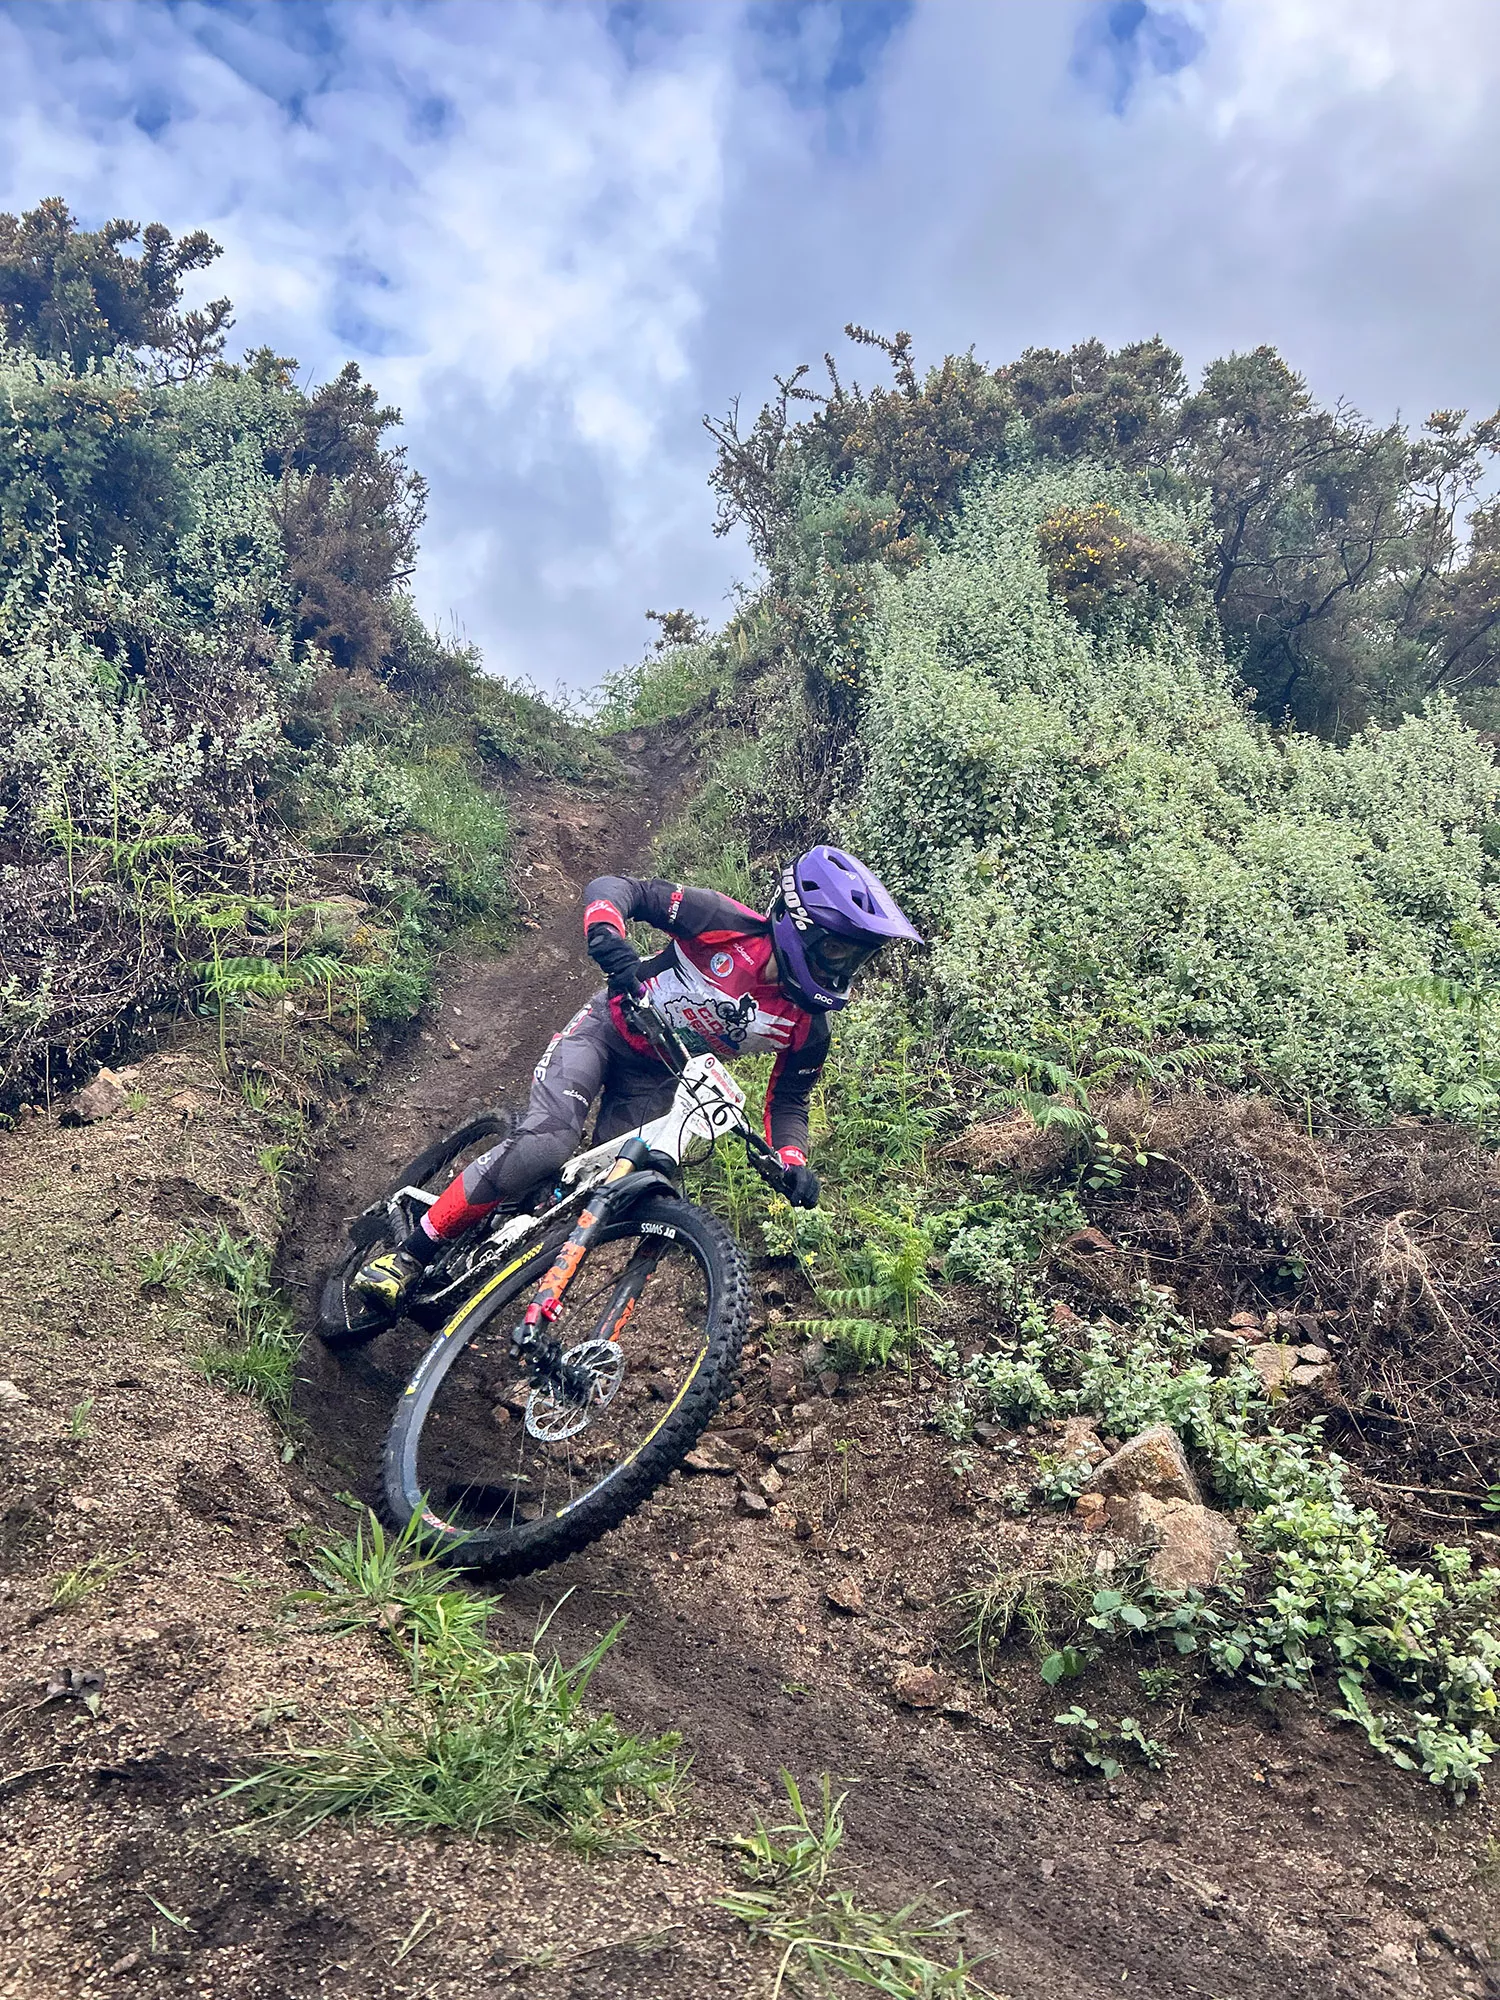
top-left (281, 762), bottom-right (1500, 1998)
top-left (2, 728), bottom-right (1498, 1999)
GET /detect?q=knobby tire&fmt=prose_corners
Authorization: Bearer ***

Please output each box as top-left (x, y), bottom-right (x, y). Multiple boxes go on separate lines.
top-left (383, 1193), bottom-right (749, 1578)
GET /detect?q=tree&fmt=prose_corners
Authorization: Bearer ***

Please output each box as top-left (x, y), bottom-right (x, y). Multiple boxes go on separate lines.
top-left (0, 196), bottom-right (232, 376)
top-left (1003, 335), bottom-right (1186, 464)
top-left (272, 363), bottom-right (428, 676)
top-left (1179, 349), bottom-right (1500, 728)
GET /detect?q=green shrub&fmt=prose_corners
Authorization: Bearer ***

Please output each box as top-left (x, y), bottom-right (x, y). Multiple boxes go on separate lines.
top-left (854, 461), bottom-right (1500, 1123)
top-left (938, 1289), bottom-right (1500, 1793)
top-left (595, 634), bottom-right (730, 731)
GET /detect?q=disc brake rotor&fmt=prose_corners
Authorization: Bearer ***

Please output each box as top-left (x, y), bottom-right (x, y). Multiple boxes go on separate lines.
top-left (524, 1337), bottom-right (626, 1442)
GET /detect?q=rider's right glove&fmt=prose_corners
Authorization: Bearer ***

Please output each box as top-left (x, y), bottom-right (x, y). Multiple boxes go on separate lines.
top-left (587, 924), bottom-right (646, 998)
top-left (781, 1162), bottom-right (821, 1208)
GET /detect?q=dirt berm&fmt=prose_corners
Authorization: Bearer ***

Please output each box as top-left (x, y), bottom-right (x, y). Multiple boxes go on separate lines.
top-left (2, 735), bottom-right (1498, 1998)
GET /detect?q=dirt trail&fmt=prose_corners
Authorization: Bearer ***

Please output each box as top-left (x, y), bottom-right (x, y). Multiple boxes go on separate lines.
top-left (281, 749), bottom-right (1500, 1999)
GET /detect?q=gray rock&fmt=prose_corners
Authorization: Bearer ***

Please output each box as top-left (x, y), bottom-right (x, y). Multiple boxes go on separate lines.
top-left (1290, 1362), bottom-right (1332, 1389)
top-left (826, 1576), bottom-right (864, 1614)
top-left (1090, 1425), bottom-right (1200, 1505)
top-left (60, 1077), bottom-right (126, 1126)
top-left (1111, 1491), bottom-right (1240, 1590)
top-left (1248, 1343), bottom-right (1299, 1394)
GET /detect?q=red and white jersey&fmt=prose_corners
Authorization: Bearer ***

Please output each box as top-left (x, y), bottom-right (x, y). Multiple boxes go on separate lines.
top-left (638, 928), bottom-right (805, 1059)
top-left (582, 874), bottom-right (830, 1158)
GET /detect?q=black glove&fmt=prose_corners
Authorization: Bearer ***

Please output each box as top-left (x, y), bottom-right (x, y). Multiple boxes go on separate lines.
top-left (587, 924), bottom-right (645, 998)
top-left (781, 1162), bottom-right (821, 1208)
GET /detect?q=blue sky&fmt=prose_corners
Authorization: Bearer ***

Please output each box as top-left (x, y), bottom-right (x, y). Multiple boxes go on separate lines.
top-left (2, 0), bottom-right (1499, 688)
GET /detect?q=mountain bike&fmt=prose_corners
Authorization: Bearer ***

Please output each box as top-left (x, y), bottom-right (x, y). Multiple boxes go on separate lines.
top-left (316, 997), bottom-right (791, 1576)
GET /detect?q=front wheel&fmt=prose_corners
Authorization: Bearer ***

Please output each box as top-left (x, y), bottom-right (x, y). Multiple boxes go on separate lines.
top-left (383, 1194), bottom-right (749, 1577)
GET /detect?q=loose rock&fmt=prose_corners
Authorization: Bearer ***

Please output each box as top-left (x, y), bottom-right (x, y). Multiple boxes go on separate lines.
top-left (1055, 1415), bottom-right (1108, 1467)
top-left (1247, 1343), bottom-right (1298, 1394)
top-left (1110, 1492), bottom-right (1240, 1590)
top-left (1090, 1424), bottom-right (1200, 1505)
top-left (1290, 1362), bottom-right (1332, 1389)
top-left (767, 1358), bottom-right (801, 1405)
top-left (682, 1442), bottom-right (738, 1476)
top-left (1073, 1493), bottom-right (1108, 1532)
top-left (0, 1380), bottom-right (27, 1405)
top-left (737, 1489), bottom-right (770, 1517)
top-left (826, 1576), bottom-right (864, 1615)
top-left (60, 1077), bottom-right (126, 1126)
top-left (891, 1664), bottom-right (947, 1709)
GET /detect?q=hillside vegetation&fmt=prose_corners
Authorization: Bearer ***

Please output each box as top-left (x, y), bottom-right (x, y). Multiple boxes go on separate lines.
top-left (618, 327), bottom-right (1500, 1795)
top-left (6, 194), bottom-right (1500, 1987)
top-left (0, 198), bottom-right (601, 1107)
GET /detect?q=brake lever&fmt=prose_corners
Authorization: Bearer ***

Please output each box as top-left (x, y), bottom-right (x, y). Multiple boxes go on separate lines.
top-left (621, 994), bottom-right (689, 1075)
top-left (743, 1129), bottom-right (789, 1188)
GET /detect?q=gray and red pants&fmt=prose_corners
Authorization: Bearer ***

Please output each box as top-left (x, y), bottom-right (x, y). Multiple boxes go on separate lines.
top-left (419, 994), bottom-right (675, 1242)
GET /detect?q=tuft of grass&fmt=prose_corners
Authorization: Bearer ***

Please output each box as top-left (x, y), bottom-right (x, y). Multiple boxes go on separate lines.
top-left (66, 1395), bottom-right (95, 1440)
top-left (49, 1550), bottom-right (131, 1610)
top-left (227, 1623), bottom-right (680, 1845)
top-left (288, 1509), bottom-right (495, 1660)
top-left (237, 1069), bottom-right (274, 1112)
top-left (953, 1542), bottom-right (1102, 1689)
top-left (721, 1773), bottom-right (999, 1998)
top-left (143, 1227), bottom-right (298, 1414)
top-left (400, 757), bottom-right (511, 924)
top-left (234, 1510), bottom-right (681, 1848)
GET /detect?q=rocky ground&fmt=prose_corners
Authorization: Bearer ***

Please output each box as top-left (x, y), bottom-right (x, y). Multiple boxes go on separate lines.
top-left (3, 737), bottom-right (1500, 1998)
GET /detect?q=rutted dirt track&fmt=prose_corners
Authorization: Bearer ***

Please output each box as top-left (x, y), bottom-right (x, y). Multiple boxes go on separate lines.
top-left (283, 752), bottom-right (1500, 2000)
top-left (1, 738), bottom-right (1497, 1998)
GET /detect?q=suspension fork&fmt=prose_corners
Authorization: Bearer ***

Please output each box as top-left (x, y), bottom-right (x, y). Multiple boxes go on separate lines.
top-left (509, 1139), bottom-right (668, 1393)
top-left (583, 1234), bottom-right (669, 1346)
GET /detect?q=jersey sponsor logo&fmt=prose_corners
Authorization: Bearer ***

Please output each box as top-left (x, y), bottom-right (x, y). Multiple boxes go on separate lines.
top-left (641, 941), bottom-right (799, 1056)
top-left (710, 950), bottom-right (733, 977)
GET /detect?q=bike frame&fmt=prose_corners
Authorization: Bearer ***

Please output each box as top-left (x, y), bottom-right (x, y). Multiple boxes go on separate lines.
top-left (400, 999), bottom-right (783, 1324)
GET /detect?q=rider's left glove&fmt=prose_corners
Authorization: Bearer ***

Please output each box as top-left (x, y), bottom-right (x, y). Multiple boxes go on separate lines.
top-left (781, 1162), bottom-right (821, 1208)
top-left (588, 924), bottom-right (646, 999)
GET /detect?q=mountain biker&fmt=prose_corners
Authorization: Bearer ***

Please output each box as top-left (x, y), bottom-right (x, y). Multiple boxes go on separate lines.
top-left (351, 846), bottom-right (922, 1315)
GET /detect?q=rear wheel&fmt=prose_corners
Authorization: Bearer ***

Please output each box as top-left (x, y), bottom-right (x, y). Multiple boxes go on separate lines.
top-left (383, 1194), bottom-right (749, 1577)
top-left (317, 1113), bottom-right (513, 1348)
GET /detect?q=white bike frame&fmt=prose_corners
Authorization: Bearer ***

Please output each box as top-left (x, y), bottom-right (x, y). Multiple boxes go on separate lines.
top-left (560, 1051), bottom-right (750, 1188)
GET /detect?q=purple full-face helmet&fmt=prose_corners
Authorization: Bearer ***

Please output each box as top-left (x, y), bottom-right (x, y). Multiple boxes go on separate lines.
top-left (769, 846), bottom-right (923, 1012)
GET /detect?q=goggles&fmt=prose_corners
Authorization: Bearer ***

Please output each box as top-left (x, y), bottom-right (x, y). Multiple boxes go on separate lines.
top-left (805, 927), bottom-right (881, 991)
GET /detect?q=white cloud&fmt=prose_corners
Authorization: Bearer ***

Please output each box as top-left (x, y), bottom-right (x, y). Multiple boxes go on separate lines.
top-left (3, 1), bottom-right (1500, 685)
